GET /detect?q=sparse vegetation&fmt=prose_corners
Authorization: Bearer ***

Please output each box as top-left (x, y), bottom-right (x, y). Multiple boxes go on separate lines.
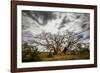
top-left (22, 44), bottom-right (41, 62)
top-left (22, 47), bottom-right (89, 62)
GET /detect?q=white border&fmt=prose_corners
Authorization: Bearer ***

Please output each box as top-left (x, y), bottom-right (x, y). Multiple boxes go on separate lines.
top-left (17, 5), bottom-right (94, 68)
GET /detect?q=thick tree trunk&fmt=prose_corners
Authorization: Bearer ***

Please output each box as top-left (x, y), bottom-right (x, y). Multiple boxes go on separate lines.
top-left (63, 42), bottom-right (71, 54)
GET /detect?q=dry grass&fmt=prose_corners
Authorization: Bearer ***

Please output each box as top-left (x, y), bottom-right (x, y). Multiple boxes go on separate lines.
top-left (38, 51), bottom-right (90, 61)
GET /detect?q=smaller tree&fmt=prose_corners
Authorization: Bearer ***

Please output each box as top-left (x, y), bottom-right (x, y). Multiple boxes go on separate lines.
top-left (62, 31), bottom-right (81, 54)
top-left (22, 43), bottom-right (41, 62)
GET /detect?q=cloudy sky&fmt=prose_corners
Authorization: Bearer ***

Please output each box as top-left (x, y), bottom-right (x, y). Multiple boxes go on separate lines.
top-left (22, 10), bottom-right (90, 44)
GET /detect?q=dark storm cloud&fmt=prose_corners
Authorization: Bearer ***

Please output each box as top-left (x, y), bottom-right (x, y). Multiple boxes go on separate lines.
top-left (82, 23), bottom-right (87, 28)
top-left (22, 31), bottom-right (33, 38)
top-left (81, 13), bottom-right (90, 32)
top-left (22, 10), bottom-right (56, 26)
top-left (22, 24), bottom-right (30, 30)
top-left (77, 30), bottom-right (90, 42)
top-left (76, 15), bottom-right (81, 19)
top-left (58, 16), bottom-right (71, 29)
top-left (58, 13), bottom-right (90, 30)
top-left (58, 16), bottom-right (67, 29)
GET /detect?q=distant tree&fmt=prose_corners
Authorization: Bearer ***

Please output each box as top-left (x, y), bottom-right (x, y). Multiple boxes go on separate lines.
top-left (22, 45), bottom-right (41, 62)
top-left (22, 42), bottom-right (28, 49)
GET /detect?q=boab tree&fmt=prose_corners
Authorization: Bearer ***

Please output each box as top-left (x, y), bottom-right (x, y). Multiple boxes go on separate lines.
top-left (32, 31), bottom-right (81, 55)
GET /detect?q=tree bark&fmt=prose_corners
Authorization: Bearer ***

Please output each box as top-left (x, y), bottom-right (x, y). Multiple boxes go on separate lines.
top-left (63, 42), bottom-right (71, 54)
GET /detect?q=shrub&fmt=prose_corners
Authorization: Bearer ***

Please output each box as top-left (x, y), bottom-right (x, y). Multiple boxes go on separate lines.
top-left (22, 48), bottom-right (41, 62)
top-left (47, 52), bottom-right (53, 57)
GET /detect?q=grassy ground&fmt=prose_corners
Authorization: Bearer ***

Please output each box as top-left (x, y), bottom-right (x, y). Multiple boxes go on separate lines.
top-left (38, 51), bottom-right (90, 61)
top-left (22, 49), bottom-right (90, 62)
